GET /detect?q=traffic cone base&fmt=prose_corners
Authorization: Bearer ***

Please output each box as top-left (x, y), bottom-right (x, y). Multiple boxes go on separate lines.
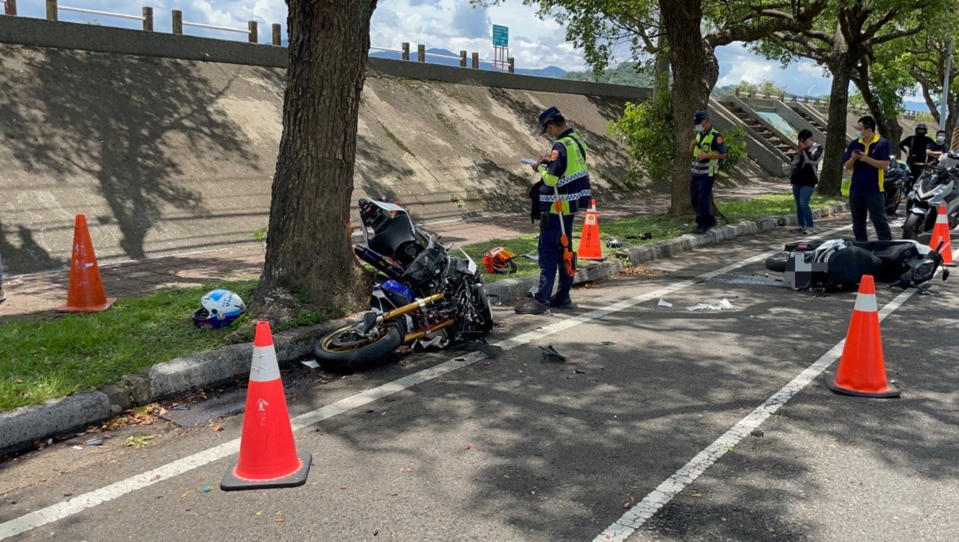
top-left (221, 451), bottom-right (312, 491)
top-left (929, 204), bottom-right (955, 267)
top-left (57, 214), bottom-right (115, 313)
top-left (221, 321), bottom-right (311, 491)
top-left (824, 373), bottom-right (900, 398)
top-left (577, 199), bottom-right (605, 261)
top-left (57, 298), bottom-right (116, 313)
top-left (825, 275), bottom-right (901, 399)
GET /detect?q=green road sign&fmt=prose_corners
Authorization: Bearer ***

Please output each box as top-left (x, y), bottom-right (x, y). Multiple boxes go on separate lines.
top-left (492, 25), bottom-right (508, 47)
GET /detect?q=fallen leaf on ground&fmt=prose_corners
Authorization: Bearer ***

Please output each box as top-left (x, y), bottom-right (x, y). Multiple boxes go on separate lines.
top-left (211, 424), bottom-right (223, 432)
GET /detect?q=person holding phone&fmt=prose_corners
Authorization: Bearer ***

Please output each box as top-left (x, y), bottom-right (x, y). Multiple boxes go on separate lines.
top-left (842, 116), bottom-right (892, 242)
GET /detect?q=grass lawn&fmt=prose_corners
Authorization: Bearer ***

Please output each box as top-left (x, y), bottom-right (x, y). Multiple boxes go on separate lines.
top-left (0, 281), bottom-right (256, 411)
top-left (0, 193), bottom-right (841, 411)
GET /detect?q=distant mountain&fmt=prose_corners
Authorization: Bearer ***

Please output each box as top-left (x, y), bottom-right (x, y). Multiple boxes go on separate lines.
top-left (564, 62), bottom-right (653, 87)
top-left (369, 48), bottom-right (567, 78)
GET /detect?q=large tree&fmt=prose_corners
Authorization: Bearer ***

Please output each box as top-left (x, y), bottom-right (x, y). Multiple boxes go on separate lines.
top-left (756, 0), bottom-right (944, 195)
top-left (897, 19), bottom-right (959, 137)
top-left (481, 0), bottom-right (825, 215)
top-left (253, 0), bottom-right (377, 316)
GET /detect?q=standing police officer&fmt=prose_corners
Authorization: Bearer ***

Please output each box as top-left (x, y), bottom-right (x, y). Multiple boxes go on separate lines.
top-left (515, 106), bottom-right (592, 315)
top-left (689, 110), bottom-right (727, 234)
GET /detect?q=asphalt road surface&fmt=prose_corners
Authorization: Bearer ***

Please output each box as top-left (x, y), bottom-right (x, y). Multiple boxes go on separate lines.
top-left (2, 217), bottom-right (957, 541)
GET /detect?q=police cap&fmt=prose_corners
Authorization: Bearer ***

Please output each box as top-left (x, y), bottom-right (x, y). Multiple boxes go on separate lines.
top-left (538, 106), bottom-right (564, 132)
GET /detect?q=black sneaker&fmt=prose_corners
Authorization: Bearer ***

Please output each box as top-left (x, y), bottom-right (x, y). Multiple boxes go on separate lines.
top-left (549, 296), bottom-right (573, 309)
top-left (514, 298), bottom-right (550, 315)
top-left (692, 227), bottom-right (705, 235)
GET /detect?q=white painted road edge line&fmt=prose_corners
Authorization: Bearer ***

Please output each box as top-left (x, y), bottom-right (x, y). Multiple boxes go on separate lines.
top-left (0, 225), bottom-right (850, 540)
top-left (594, 284), bottom-right (920, 542)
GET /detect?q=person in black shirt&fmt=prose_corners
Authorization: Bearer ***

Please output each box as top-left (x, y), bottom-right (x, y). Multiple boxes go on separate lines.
top-left (926, 129), bottom-right (948, 163)
top-left (789, 129), bottom-right (823, 234)
top-left (899, 123), bottom-right (934, 182)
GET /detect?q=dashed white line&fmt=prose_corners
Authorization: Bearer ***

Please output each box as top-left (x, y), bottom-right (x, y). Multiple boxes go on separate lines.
top-left (0, 225), bottom-right (851, 540)
top-left (594, 284), bottom-right (920, 542)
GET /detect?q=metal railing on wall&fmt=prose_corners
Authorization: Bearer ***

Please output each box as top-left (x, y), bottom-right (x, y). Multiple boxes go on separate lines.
top-left (9, 1), bottom-right (520, 73)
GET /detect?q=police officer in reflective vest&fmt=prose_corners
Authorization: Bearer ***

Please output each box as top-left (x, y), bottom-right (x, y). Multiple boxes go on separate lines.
top-left (515, 106), bottom-right (592, 315)
top-left (689, 110), bottom-right (727, 234)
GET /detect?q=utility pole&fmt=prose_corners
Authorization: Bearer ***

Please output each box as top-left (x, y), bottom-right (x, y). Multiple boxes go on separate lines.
top-left (940, 39), bottom-right (953, 131)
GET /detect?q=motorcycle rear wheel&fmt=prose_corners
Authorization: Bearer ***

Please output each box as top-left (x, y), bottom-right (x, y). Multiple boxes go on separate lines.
top-left (765, 252), bottom-right (789, 272)
top-left (902, 213), bottom-right (923, 240)
top-left (314, 324), bottom-right (403, 373)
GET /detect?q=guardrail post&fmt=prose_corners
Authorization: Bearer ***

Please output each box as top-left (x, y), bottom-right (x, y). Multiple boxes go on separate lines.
top-left (459, 50), bottom-right (467, 67)
top-left (45, 0), bottom-right (56, 20)
top-left (508, 57), bottom-right (514, 74)
top-left (172, 9), bottom-right (182, 35)
top-left (142, 6), bottom-right (153, 31)
top-left (4, 0), bottom-right (17, 16)
top-left (401, 42), bottom-right (409, 61)
top-left (417, 44), bottom-right (425, 62)
top-left (272, 23), bottom-right (281, 46)
top-left (471, 52), bottom-right (479, 69)
top-left (248, 20), bottom-right (257, 43)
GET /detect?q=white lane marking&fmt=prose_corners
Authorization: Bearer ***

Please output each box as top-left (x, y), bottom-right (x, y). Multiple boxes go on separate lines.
top-left (0, 225), bottom-right (850, 540)
top-left (594, 285), bottom-right (920, 542)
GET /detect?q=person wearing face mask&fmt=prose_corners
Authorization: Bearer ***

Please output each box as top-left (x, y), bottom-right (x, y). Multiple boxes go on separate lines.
top-left (899, 123), bottom-right (934, 182)
top-left (843, 116), bottom-right (892, 242)
top-left (789, 129), bottom-right (823, 234)
top-left (689, 110), bottom-right (727, 234)
top-left (926, 129), bottom-right (948, 163)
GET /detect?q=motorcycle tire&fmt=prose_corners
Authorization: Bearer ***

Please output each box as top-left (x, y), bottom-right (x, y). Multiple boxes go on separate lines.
top-left (902, 213), bottom-right (923, 240)
top-left (765, 252), bottom-right (789, 272)
top-left (475, 285), bottom-right (495, 333)
top-left (314, 324), bottom-right (404, 373)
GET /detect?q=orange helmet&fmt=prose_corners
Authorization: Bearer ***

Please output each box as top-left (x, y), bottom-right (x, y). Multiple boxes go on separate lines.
top-left (482, 246), bottom-right (517, 274)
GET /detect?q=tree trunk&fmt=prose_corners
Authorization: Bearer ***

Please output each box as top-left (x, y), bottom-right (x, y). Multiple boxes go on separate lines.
top-left (254, 0), bottom-right (377, 315)
top-left (652, 33), bottom-right (670, 97)
top-left (819, 64), bottom-right (851, 196)
top-left (660, 0), bottom-right (706, 216)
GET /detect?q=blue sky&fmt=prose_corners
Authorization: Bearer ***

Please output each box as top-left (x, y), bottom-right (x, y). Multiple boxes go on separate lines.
top-left (9, 0), bottom-right (897, 104)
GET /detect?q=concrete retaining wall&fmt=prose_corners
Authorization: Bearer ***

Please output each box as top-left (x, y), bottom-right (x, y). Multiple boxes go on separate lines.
top-left (0, 16), bottom-right (648, 276)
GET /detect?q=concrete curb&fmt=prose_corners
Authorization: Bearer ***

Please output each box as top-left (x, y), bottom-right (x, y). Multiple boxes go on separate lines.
top-left (0, 203), bottom-right (849, 455)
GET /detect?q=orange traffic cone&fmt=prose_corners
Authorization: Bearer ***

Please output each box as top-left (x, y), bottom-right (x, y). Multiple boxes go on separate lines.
top-left (577, 199), bottom-right (604, 261)
top-left (57, 214), bottom-right (116, 313)
top-left (929, 204), bottom-right (954, 267)
top-left (824, 275), bottom-right (900, 398)
top-left (221, 321), bottom-right (311, 490)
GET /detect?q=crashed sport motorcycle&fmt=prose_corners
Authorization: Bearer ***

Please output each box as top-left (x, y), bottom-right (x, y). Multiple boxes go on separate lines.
top-left (765, 238), bottom-right (948, 291)
top-left (901, 151), bottom-right (959, 240)
top-left (314, 199), bottom-right (494, 371)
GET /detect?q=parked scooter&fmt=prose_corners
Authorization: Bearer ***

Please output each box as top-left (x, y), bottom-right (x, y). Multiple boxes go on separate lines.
top-left (883, 156), bottom-right (909, 216)
top-left (901, 150), bottom-right (959, 240)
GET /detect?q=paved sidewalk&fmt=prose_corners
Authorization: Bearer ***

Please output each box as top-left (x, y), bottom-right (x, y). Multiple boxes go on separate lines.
top-left (0, 181), bottom-right (790, 321)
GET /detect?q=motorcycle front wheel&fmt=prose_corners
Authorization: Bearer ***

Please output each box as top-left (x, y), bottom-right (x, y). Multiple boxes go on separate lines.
top-left (314, 324), bottom-right (404, 372)
top-left (902, 213), bottom-right (923, 240)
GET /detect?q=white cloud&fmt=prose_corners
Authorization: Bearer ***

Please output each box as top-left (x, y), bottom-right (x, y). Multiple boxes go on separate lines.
top-left (717, 58), bottom-right (775, 86)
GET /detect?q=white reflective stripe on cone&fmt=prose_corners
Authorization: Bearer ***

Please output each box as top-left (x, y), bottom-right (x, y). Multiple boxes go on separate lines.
top-left (853, 293), bottom-right (878, 313)
top-left (937, 213), bottom-right (948, 223)
top-left (249, 344), bottom-right (281, 382)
